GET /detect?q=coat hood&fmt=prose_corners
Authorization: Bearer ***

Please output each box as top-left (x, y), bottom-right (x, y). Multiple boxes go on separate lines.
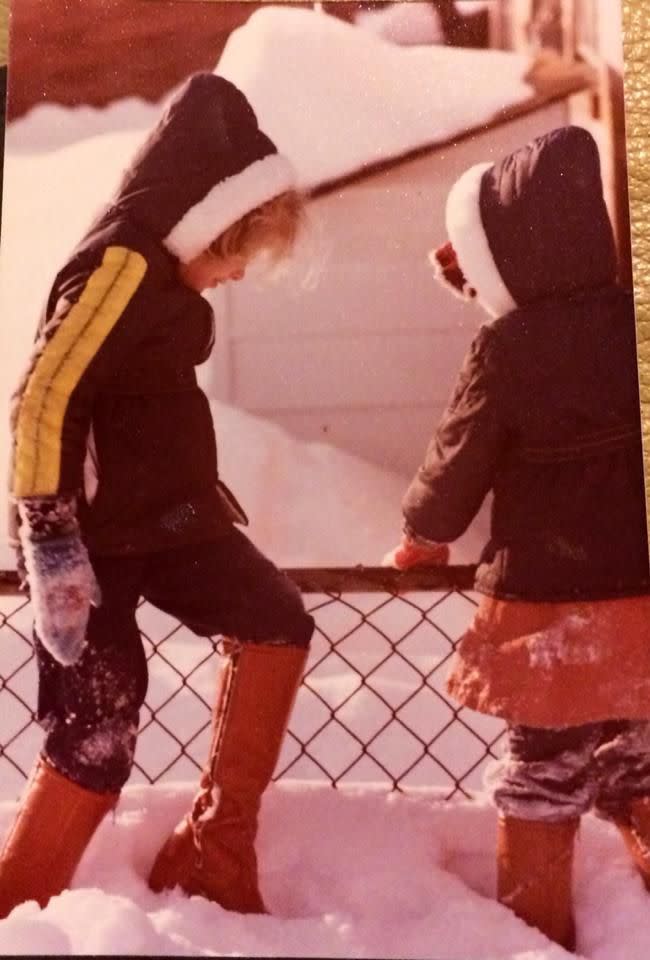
top-left (444, 126), bottom-right (618, 317)
top-left (106, 72), bottom-right (296, 263)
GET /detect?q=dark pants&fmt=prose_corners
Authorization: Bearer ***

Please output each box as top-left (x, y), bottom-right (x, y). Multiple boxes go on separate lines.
top-left (34, 529), bottom-right (314, 793)
top-left (489, 720), bottom-right (650, 822)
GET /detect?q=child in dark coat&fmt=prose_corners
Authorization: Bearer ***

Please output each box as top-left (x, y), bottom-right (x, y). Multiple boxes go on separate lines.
top-left (2, 73), bottom-right (314, 918)
top-left (385, 125), bottom-right (650, 951)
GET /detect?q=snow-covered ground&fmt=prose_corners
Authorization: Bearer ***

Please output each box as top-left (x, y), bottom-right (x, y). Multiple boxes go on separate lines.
top-left (0, 781), bottom-right (648, 959)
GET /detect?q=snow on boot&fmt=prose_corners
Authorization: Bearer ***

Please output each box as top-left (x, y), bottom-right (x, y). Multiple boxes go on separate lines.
top-left (612, 796), bottom-right (650, 890)
top-left (148, 640), bottom-right (308, 913)
top-left (0, 756), bottom-right (118, 918)
top-left (497, 815), bottom-right (579, 951)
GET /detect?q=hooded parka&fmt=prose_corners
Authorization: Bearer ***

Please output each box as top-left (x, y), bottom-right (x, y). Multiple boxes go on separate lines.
top-left (10, 73), bottom-right (295, 555)
top-left (403, 126), bottom-right (650, 727)
top-left (404, 126), bottom-right (649, 603)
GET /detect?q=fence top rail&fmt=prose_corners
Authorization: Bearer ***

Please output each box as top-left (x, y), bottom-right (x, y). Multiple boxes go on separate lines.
top-left (284, 566), bottom-right (478, 593)
top-left (0, 564), bottom-right (478, 597)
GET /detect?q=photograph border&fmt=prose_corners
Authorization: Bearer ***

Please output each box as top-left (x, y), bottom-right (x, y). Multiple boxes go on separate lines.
top-left (0, 2), bottom-right (649, 952)
top-left (622, 0), bottom-right (650, 544)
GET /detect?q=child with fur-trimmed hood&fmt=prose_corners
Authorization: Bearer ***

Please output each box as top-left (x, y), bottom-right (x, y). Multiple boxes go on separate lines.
top-left (2, 73), bottom-right (314, 918)
top-left (385, 125), bottom-right (650, 951)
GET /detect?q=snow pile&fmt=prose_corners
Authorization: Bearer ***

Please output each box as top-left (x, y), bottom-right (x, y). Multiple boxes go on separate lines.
top-left (217, 6), bottom-right (533, 190)
top-left (355, 1), bottom-right (445, 46)
top-left (214, 401), bottom-right (404, 566)
top-left (354, 1), bottom-right (495, 46)
top-left (5, 98), bottom-right (161, 154)
top-left (214, 400), bottom-right (481, 566)
top-left (1, 780), bottom-right (646, 958)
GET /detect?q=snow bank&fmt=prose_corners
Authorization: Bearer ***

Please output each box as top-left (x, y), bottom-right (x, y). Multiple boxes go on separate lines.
top-left (214, 400), bottom-right (405, 566)
top-left (355, 2), bottom-right (445, 46)
top-left (213, 399), bottom-right (481, 565)
top-left (217, 6), bottom-right (533, 190)
top-left (5, 98), bottom-right (161, 154)
top-left (2, 779), bottom-right (643, 958)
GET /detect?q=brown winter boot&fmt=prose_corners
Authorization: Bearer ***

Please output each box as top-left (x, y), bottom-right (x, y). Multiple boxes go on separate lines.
top-left (611, 796), bottom-right (650, 890)
top-left (148, 640), bottom-right (308, 913)
top-left (0, 756), bottom-right (118, 918)
top-left (497, 815), bottom-right (579, 951)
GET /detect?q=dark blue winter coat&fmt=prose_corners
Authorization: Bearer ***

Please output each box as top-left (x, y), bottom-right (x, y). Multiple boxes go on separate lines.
top-left (403, 127), bottom-right (650, 601)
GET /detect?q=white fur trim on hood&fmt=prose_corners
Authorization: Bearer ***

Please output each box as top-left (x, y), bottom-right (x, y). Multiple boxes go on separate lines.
top-left (445, 162), bottom-right (517, 319)
top-left (164, 153), bottom-right (296, 263)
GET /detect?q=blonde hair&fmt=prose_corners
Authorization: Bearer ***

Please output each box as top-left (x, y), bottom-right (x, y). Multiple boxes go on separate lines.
top-left (208, 190), bottom-right (305, 265)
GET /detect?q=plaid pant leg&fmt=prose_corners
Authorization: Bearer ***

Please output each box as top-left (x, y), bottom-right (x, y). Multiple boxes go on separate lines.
top-left (593, 720), bottom-right (650, 819)
top-left (486, 723), bottom-right (604, 822)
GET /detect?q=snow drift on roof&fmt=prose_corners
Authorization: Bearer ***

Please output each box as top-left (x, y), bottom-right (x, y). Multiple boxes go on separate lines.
top-left (216, 6), bottom-right (533, 190)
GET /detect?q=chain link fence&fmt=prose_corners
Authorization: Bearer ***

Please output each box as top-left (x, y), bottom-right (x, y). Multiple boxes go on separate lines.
top-left (0, 566), bottom-right (506, 801)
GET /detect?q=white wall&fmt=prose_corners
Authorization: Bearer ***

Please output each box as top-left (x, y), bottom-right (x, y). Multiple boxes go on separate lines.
top-left (595, 0), bottom-right (624, 70)
top-left (206, 99), bottom-right (570, 480)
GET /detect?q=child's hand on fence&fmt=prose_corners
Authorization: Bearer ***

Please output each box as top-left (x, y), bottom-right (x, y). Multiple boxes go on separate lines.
top-left (382, 533), bottom-right (450, 571)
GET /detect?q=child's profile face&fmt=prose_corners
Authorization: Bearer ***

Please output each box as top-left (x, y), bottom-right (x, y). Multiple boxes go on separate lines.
top-left (178, 250), bottom-right (247, 292)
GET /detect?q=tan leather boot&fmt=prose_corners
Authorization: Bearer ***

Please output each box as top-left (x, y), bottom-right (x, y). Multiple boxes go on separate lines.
top-left (611, 796), bottom-right (650, 890)
top-left (148, 640), bottom-right (308, 913)
top-left (497, 815), bottom-right (579, 951)
top-left (0, 757), bottom-right (118, 918)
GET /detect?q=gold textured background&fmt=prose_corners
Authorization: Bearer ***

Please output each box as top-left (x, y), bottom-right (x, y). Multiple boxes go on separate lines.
top-left (0, 0), bottom-right (7, 66)
top-left (624, 0), bottom-right (650, 542)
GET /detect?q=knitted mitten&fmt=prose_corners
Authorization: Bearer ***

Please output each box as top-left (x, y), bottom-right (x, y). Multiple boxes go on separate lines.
top-left (17, 497), bottom-right (101, 667)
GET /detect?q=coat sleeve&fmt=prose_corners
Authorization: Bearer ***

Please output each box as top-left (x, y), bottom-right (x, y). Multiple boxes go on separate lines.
top-left (10, 244), bottom-right (150, 502)
top-left (402, 325), bottom-right (507, 543)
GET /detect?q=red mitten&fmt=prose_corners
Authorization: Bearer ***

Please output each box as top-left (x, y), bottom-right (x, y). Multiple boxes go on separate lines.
top-left (382, 535), bottom-right (450, 571)
top-left (429, 241), bottom-right (476, 301)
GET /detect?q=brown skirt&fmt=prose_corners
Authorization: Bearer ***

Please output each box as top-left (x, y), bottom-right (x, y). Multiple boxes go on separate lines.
top-left (446, 594), bottom-right (650, 728)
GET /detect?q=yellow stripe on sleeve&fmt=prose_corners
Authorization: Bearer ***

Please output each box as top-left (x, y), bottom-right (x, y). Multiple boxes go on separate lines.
top-left (12, 246), bottom-right (148, 497)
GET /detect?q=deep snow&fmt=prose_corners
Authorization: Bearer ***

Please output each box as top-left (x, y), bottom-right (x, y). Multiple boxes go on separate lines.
top-left (0, 781), bottom-right (647, 958)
